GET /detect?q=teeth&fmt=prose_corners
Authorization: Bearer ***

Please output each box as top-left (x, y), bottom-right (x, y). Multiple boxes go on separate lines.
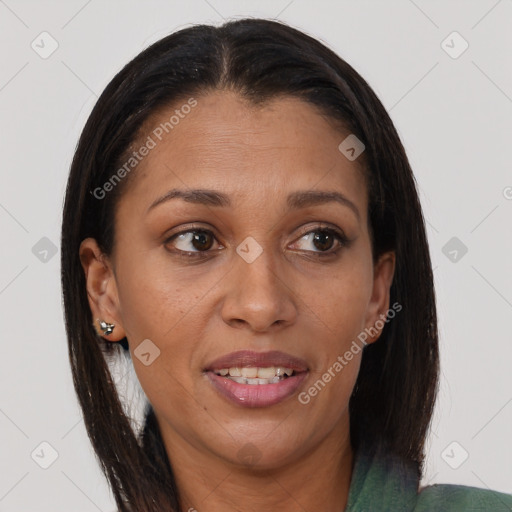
top-left (229, 367), bottom-right (242, 377)
top-left (257, 367), bottom-right (277, 379)
top-left (227, 376), bottom-right (283, 385)
top-left (214, 366), bottom-right (295, 383)
top-left (240, 367), bottom-right (258, 378)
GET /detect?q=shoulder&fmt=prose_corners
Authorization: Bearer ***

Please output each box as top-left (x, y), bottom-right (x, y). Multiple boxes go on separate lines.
top-left (414, 483), bottom-right (512, 511)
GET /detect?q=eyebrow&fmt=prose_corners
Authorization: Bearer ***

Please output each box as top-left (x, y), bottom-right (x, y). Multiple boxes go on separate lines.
top-left (148, 188), bottom-right (360, 220)
top-left (287, 190), bottom-right (360, 220)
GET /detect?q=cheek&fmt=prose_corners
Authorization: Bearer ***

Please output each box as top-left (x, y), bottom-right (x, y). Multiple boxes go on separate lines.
top-left (299, 254), bottom-right (373, 340)
top-left (294, 247), bottom-right (373, 415)
top-left (112, 247), bottom-right (226, 391)
top-left (113, 248), bottom-right (205, 339)
top-left (112, 257), bottom-right (198, 397)
top-left (293, 349), bottom-right (362, 453)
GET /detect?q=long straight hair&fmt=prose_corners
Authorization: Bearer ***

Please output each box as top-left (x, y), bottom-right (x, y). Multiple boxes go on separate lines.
top-left (61, 18), bottom-right (439, 511)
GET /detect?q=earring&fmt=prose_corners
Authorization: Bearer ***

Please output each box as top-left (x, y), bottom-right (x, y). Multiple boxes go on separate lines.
top-left (96, 319), bottom-right (115, 335)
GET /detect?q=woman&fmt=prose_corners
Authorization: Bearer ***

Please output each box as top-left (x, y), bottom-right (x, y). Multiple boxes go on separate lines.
top-left (61, 18), bottom-right (512, 511)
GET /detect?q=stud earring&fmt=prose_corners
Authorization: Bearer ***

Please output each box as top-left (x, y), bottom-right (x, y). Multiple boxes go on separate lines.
top-left (96, 319), bottom-right (115, 336)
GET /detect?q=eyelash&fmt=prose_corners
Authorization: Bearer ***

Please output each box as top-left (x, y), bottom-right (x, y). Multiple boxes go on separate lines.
top-left (164, 224), bottom-right (350, 260)
top-left (295, 225), bottom-right (350, 258)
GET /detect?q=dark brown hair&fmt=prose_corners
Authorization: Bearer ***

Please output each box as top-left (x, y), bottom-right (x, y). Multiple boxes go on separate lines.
top-left (61, 17), bottom-right (439, 511)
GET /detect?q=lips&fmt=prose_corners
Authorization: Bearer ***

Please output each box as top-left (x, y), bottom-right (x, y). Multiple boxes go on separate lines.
top-left (203, 350), bottom-right (309, 408)
top-left (204, 350), bottom-right (309, 373)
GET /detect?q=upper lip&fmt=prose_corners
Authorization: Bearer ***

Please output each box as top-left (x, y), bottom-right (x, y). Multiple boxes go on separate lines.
top-left (204, 350), bottom-right (309, 372)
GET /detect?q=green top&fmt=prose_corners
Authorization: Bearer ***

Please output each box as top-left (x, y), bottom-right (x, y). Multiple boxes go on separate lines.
top-left (345, 448), bottom-right (512, 511)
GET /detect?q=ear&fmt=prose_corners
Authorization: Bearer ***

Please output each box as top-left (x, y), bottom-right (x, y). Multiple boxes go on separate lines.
top-left (79, 238), bottom-right (127, 342)
top-left (363, 251), bottom-right (396, 344)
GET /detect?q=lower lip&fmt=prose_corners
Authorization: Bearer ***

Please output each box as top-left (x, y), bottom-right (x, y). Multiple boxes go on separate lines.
top-left (206, 371), bottom-right (308, 408)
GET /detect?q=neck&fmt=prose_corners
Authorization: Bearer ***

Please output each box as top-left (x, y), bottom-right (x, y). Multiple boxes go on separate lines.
top-left (159, 415), bottom-right (354, 512)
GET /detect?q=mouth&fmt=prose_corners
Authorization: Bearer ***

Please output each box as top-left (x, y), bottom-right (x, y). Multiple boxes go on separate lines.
top-left (211, 365), bottom-right (296, 385)
top-left (203, 350), bottom-right (309, 408)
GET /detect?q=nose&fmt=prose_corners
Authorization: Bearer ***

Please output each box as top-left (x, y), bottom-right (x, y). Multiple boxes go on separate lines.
top-left (221, 245), bottom-right (298, 333)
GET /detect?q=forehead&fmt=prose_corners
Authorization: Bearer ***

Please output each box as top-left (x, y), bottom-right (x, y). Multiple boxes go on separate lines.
top-left (119, 90), bottom-right (367, 212)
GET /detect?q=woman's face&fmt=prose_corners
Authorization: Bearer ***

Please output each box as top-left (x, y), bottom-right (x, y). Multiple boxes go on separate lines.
top-left (81, 90), bottom-right (395, 471)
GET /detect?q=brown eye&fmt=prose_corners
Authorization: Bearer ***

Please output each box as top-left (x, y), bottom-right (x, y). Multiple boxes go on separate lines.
top-left (190, 231), bottom-right (214, 251)
top-left (167, 230), bottom-right (217, 253)
top-left (311, 231), bottom-right (335, 252)
top-left (293, 228), bottom-right (348, 255)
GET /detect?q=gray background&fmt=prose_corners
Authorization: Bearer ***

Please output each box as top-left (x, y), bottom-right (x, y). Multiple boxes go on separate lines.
top-left (1, 0), bottom-right (511, 510)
